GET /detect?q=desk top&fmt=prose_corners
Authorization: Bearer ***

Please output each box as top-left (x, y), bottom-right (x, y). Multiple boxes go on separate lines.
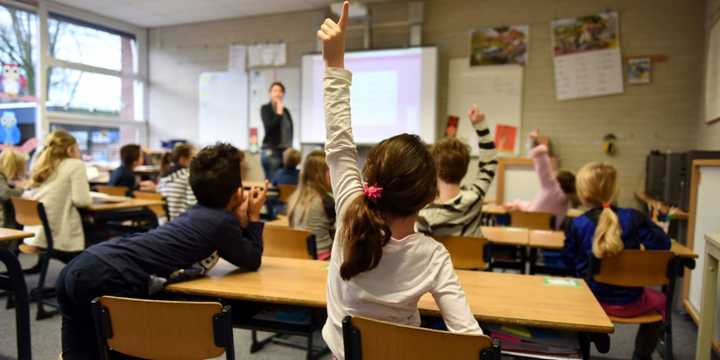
top-left (670, 240), bottom-right (698, 259)
top-left (481, 226), bottom-right (528, 246)
top-left (528, 230), bottom-right (565, 250)
top-left (167, 257), bottom-right (614, 334)
top-left (266, 215), bottom-right (289, 228)
top-left (482, 205), bottom-right (585, 219)
top-left (86, 198), bottom-right (165, 212)
top-left (0, 227), bottom-right (34, 242)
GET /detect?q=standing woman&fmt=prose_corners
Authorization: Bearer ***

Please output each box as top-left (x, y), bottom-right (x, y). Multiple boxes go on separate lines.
top-left (260, 82), bottom-right (293, 180)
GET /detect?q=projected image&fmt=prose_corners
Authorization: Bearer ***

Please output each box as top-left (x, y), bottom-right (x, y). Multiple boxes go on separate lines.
top-left (302, 48), bottom-right (436, 144)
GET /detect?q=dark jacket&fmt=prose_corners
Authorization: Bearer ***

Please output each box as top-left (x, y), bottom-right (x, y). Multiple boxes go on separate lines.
top-left (109, 165), bottom-right (137, 195)
top-left (261, 102), bottom-right (293, 150)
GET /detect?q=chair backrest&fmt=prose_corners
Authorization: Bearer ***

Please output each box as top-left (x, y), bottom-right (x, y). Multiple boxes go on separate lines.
top-left (276, 184), bottom-right (296, 203)
top-left (509, 211), bottom-right (555, 231)
top-left (92, 296), bottom-right (234, 360)
top-left (11, 197), bottom-right (54, 251)
top-left (590, 250), bottom-right (675, 287)
top-left (436, 236), bottom-right (489, 270)
top-left (263, 226), bottom-right (315, 259)
top-left (133, 191), bottom-right (167, 221)
top-left (96, 185), bottom-right (129, 197)
top-left (343, 315), bottom-right (500, 360)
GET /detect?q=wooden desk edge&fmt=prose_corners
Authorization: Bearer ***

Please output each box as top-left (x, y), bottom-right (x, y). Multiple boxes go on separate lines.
top-left (0, 230), bottom-right (35, 242)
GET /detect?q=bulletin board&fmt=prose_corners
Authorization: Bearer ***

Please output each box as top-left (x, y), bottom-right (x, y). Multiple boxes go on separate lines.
top-left (248, 67), bottom-right (301, 149)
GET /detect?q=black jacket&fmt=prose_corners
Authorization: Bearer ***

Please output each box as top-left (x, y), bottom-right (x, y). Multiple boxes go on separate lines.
top-left (261, 102), bottom-right (293, 150)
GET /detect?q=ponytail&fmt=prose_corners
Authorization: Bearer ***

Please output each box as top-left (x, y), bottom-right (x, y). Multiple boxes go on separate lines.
top-left (592, 206), bottom-right (623, 258)
top-left (339, 195), bottom-right (391, 280)
top-left (159, 152), bottom-right (172, 176)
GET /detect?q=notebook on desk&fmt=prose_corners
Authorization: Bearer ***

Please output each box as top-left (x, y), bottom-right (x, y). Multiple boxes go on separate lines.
top-left (90, 192), bottom-right (128, 204)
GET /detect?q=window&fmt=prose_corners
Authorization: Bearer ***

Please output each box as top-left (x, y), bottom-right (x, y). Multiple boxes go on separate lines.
top-left (47, 14), bottom-right (143, 122)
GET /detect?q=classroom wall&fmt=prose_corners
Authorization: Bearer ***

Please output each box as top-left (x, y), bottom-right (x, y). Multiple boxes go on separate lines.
top-left (148, 0), bottom-right (706, 206)
top-left (701, 0), bottom-right (720, 149)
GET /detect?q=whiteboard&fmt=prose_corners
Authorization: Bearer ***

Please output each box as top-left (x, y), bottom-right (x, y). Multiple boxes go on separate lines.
top-left (705, 19), bottom-right (720, 123)
top-left (688, 165), bottom-right (720, 327)
top-left (447, 58), bottom-right (523, 155)
top-left (198, 71), bottom-right (248, 148)
top-left (504, 166), bottom-right (542, 204)
top-left (248, 67), bottom-right (301, 149)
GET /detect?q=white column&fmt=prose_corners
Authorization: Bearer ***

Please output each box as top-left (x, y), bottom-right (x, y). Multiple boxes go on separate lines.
top-left (35, 0), bottom-right (49, 140)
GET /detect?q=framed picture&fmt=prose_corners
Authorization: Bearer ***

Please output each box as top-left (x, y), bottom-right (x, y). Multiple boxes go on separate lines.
top-left (627, 58), bottom-right (652, 84)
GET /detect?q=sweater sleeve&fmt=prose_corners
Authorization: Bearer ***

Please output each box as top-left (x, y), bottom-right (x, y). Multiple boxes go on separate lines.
top-left (634, 211), bottom-right (671, 250)
top-left (430, 249), bottom-right (483, 335)
top-left (467, 122), bottom-right (497, 199)
top-left (323, 68), bottom-right (363, 221)
top-left (213, 220), bottom-right (264, 271)
top-left (529, 144), bottom-right (557, 191)
top-left (69, 160), bottom-right (92, 208)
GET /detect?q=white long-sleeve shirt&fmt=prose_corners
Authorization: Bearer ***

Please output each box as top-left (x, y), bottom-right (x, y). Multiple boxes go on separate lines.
top-left (321, 68), bottom-right (482, 359)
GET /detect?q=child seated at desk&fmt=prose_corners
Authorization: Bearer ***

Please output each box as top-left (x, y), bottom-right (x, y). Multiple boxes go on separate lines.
top-left (415, 106), bottom-right (497, 237)
top-left (56, 143), bottom-right (267, 360)
top-left (157, 143), bottom-right (196, 219)
top-left (0, 149), bottom-right (27, 243)
top-left (21, 130), bottom-right (92, 260)
top-left (317, 6), bottom-right (482, 358)
top-left (108, 144), bottom-right (156, 194)
top-left (504, 129), bottom-right (577, 229)
top-left (287, 150), bottom-right (335, 259)
top-left (272, 147), bottom-right (301, 186)
top-left (562, 162), bottom-right (670, 360)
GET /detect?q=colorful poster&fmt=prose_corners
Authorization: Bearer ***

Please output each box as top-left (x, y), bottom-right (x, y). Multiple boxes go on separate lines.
top-left (551, 11), bottom-right (624, 100)
top-left (627, 58), bottom-right (651, 84)
top-left (470, 25), bottom-right (529, 66)
top-left (495, 124), bottom-right (518, 153)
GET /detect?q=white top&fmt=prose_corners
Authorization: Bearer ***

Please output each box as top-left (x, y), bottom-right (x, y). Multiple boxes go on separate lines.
top-left (24, 158), bottom-right (92, 252)
top-left (321, 68), bottom-right (482, 359)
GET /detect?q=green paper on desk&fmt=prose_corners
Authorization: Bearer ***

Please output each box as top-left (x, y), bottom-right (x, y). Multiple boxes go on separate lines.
top-left (544, 277), bottom-right (579, 287)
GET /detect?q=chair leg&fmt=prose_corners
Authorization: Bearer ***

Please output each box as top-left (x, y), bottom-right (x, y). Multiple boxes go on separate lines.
top-left (250, 330), bottom-right (275, 353)
top-left (306, 331), bottom-right (314, 360)
top-left (664, 322), bottom-right (673, 360)
top-left (34, 253), bottom-right (57, 320)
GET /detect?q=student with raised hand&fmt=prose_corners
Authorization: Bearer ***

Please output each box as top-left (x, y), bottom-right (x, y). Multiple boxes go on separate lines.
top-left (416, 105), bottom-right (497, 237)
top-left (22, 130), bottom-right (92, 259)
top-left (287, 150), bottom-right (335, 260)
top-left (56, 143), bottom-right (267, 360)
top-left (317, 3), bottom-right (482, 358)
top-left (504, 129), bottom-right (577, 229)
top-left (563, 162), bottom-right (670, 360)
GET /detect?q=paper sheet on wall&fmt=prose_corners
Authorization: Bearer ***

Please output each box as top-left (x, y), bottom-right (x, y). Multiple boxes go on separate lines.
top-left (248, 43), bottom-right (287, 68)
top-left (447, 58), bottom-right (523, 156)
top-left (551, 11), bottom-right (624, 101)
top-left (228, 45), bottom-right (247, 73)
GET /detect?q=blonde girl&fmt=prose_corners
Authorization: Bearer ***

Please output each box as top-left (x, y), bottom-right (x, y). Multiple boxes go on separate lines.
top-left (23, 130), bottom-right (92, 255)
top-left (287, 150), bottom-right (335, 260)
top-left (0, 149), bottom-right (28, 231)
top-left (562, 162), bottom-right (670, 360)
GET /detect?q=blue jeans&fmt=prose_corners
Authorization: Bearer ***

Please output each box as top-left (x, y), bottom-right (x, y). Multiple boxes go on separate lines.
top-left (261, 148), bottom-right (283, 180)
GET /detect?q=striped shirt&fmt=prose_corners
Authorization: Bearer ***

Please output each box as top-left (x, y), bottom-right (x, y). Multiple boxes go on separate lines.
top-left (157, 167), bottom-right (196, 220)
top-left (416, 123), bottom-right (497, 237)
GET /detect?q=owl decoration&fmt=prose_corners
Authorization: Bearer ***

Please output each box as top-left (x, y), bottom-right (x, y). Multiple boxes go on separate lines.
top-left (0, 111), bottom-right (21, 145)
top-left (1, 64), bottom-right (27, 97)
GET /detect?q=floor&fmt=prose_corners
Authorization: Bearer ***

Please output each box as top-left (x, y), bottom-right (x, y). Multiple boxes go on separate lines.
top-left (0, 254), bottom-right (707, 360)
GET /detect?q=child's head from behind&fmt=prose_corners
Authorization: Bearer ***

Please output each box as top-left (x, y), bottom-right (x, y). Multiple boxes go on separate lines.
top-left (299, 150), bottom-right (329, 193)
top-left (576, 162), bottom-right (623, 258)
top-left (189, 143), bottom-right (243, 209)
top-left (432, 137), bottom-right (471, 185)
top-left (340, 134), bottom-right (437, 280)
top-left (283, 148), bottom-right (301, 170)
top-left (120, 144), bottom-right (142, 169)
top-left (0, 149), bottom-right (28, 180)
top-left (32, 130), bottom-right (79, 186)
top-left (172, 143), bottom-right (196, 168)
top-left (556, 170), bottom-right (578, 206)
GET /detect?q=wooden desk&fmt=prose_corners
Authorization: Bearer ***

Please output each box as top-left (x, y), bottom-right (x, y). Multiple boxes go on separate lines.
top-left (167, 257), bottom-right (614, 334)
top-left (0, 228), bottom-right (34, 242)
top-left (266, 215), bottom-right (289, 228)
top-left (696, 233), bottom-right (720, 360)
top-left (86, 198), bottom-right (165, 212)
top-left (482, 205), bottom-right (585, 219)
top-left (481, 226), bottom-right (528, 246)
top-left (671, 240), bottom-right (698, 259)
top-left (528, 230), bottom-right (565, 250)
top-left (635, 191), bottom-right (689, 221)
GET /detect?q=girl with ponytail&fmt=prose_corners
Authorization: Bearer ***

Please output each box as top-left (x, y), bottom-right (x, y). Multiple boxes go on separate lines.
top-left (563, 162), bottom-right (671, 360)
top-left (317, 4), bottom-right (482, 359)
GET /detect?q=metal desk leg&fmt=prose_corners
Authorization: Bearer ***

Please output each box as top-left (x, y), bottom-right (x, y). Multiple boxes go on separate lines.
top-left (0, 249), bottom-right (31, 360)
top-left (579, 332), bottom-right (610, 360)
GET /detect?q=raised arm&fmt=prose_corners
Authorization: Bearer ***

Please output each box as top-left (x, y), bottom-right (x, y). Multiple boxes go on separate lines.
top-left (527, 130), bottom-right (556, 190)
top-left (467, 106), bottom-right (497, 198)
top-left (318, 2), bottom-right (363, 213)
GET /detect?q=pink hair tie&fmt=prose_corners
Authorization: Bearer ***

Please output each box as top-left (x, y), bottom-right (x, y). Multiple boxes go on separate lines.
top-left (363, 183), bottom-right (383, 201)
top-left (602, 202), bottom-right (611, 209)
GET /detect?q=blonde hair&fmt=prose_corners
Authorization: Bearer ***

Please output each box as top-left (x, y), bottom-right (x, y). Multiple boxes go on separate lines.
top-left (0, 149), bottom-right (28, 180)
top-left (576, 162), bottom-right (623, 258)
top-left (288, 150), bottom-right (330, 225)
top-left (32, 130), bottom-right (77, 187)
top-left (283, 148), bottom-right (301, 169)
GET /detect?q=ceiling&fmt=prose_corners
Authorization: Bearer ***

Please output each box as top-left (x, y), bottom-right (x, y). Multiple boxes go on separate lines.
top-left (52, 0), bottom-right (341, 28)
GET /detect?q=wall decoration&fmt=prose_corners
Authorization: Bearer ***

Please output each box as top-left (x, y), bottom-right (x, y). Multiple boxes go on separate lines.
top-left (627, 58), bottom-right (651, 84)
top-left (470, 25), bottom-right (529, 66)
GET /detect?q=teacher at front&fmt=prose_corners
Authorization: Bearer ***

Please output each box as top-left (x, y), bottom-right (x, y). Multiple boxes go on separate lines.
top-left (260, 81), bottom-right (293, 180)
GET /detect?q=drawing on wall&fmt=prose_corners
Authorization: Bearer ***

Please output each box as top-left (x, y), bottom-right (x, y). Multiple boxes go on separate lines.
top-left (551, 12), bottom-right (619, 56)
top-left (470, 25), bottom-right (529, 66)
top-left (627, 58), bottom-right (651, 84)
top-left (495, 124), bottom-right (518, 154)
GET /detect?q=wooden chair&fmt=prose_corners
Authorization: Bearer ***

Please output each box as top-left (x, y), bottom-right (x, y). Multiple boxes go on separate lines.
top-left (343, 315), bottom-right (501, 360)
top-left (91, 296), bottom-right (234, 360)
top-left (276, 184), bottom-right (296, 204)
top-left (95, 185), bottom-right (129, 197)
top-left (588, 250), bottom-right (695, 360)
top-left (509, 211), bottom-right (555, 231)
top-left (11, 197), bottom-right (60, 320)
top-left (436, 236), bottom-right (490, 270)
top-left (133, 191), bottom-right (169, 222)
top-left (263, 226), bottom-right (316, 260)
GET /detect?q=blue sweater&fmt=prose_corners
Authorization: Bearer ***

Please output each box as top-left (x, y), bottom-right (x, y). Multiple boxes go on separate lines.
top-left (87, 205), bottom-right (264, 286)
top-left (562, 207), bottom-right (670, 305)
top-left (272, 168), bottom-right (299, 186)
